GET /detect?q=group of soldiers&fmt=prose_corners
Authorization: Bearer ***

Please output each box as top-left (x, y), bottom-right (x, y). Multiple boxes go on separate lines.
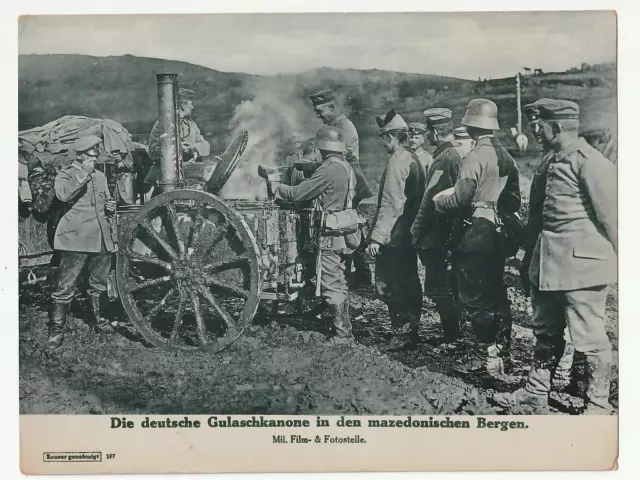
top-left (45, 85), bottom-right (617, 414)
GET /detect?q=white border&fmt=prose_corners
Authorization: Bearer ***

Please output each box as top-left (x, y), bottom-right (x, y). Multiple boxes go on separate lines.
top-left (2, 1), bottom-right (639, 479)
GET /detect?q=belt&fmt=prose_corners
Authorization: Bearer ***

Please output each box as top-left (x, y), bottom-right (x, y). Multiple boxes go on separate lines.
top-left (472, 201), bottom-right (497, 210)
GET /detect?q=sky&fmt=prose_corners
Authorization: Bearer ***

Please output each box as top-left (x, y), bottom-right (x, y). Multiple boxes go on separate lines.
top-left (18, 11), bottom-right (617, 80)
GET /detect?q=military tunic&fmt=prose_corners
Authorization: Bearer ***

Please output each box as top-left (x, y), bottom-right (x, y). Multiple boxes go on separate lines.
top-left (275, 156), bottom-right (356, 309)
top-left (413, 146), bottom-right (434, 172)
top-left (524, 138), bottom-right (616, 408)
top-left (369, 148), bottom-right (426, 329)
top-left (434, 136), bottom-right (521, 345)
top-left (328, 114), bottom-right (373, 204)
top-left (51, 162), bottom-right (115, 304)
top-left (410, 141), bottom-right (463, 340)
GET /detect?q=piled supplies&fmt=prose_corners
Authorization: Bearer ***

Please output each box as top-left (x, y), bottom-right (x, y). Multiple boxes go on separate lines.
top-left (18, 116), bottom-right (144, 212)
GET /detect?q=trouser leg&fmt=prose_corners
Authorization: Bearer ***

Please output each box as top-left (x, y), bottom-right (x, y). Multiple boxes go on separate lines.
top-left (49, 251), bottom-right (89, 347)
top-left (564, 286), bottom-right (612, 412)
top-left (321, 250), bottom-right (352, 339)
top-left (419, 248), bottom-right (460, 341)
top-left (552, 328), bottom-right (575, 390)
top-left (377, 246), bottom-right (421, 349)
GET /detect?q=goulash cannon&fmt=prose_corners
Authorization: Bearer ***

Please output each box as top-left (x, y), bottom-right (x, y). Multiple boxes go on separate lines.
top-left (111, 73), bottom-right (323, 353)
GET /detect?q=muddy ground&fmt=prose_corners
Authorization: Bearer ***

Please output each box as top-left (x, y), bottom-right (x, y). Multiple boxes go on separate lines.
top-left (19, 246), bottom-right (618, 417)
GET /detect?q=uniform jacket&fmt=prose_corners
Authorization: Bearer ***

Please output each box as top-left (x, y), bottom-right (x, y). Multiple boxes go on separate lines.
top-left (413, 146), bottom-right (434, 172)
top-left (145, 118), bottom-right (211, 187)
top-left (54, 162), bottom-right (116, 253)
top-left (275, 155), bottom-right (355, 252)
top-left (369, 148), bottom-right (426, 248)
top-left (328, 114), bottom-right (373, 203)
top-left (411, 140), bottom-right (463, 250)
top-left (528, 137), bottom-right (617, 290)
top-left (434, 136), bottom-right (521, 254)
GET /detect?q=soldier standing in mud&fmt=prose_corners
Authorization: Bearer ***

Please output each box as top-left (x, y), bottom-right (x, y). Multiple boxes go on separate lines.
top-left (271, 126), bottom-right (358, 346)
top-left (411, 108), bottom-right (464, 344)
top-left (309, 88), bottom-right (374, 288)
top-left (48, 136), bottom-right (117, 349)
top-left (144, 88), bottom-right (211, 194)
top-left (433, 99), bottom-right (521, 375)
top-left (366, 110), bottom-right (426, 351)
top-left (495, 99), bottom-right (617, 414)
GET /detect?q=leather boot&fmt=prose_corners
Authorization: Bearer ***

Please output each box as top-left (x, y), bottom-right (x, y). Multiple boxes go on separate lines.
top-left (90, 292), bottom-right (114, 334)
top-left (48, 302), bottom-right (68, 349)
top-left (433, 295), bottom-right (460, 342)
top-left (552, 342), bottom-right (575, 392)
top-left (325, 301), bottom-right (355, 346)
top-left (583, 350), bottom-right (613, 414)
top-left (495, 311), bottom-right (514, 373)
top-left (387, 315), bottom-right (419, 351)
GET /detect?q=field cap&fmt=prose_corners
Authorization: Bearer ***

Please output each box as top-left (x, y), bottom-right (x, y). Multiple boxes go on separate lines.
top-left (454, 126), bottom-right (471, 139)
top-left (408, 123), bottom-right (427, 134)
top-left (309, 89), bottom-right (336, 107)
top-left (376, 109), bottom-right (408, 136)
top-left (424, 108), bottom-right (453, 126)
top-left (178, 88), bottom-right (196, 101)
top-left (73, 135), bottom-right (102, 156)
top-left (523, 98), bottom-right (580, 121)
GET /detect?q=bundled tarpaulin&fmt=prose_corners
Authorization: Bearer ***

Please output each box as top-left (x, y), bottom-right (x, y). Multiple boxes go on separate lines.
top-left (18, 115), bottom-right (144, 212)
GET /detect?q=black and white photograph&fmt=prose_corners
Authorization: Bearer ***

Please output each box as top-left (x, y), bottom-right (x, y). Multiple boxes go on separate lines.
top-left (17, 10), bottom-right (618, 421)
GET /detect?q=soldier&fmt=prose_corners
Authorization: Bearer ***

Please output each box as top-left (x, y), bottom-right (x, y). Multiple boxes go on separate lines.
top-left (309, 88), bottom-right (373, 288)
top-left (454, 126), bottom-right (475, 158)
top-left (366, 110), bottom-right (426, 351)
top-left (272, 126), bottom-right (358, 346)
top-left (282, 133), bottom-right (316, 186)
top-left (433, 99), bottom-right (521, 374)
top-left (411, 108), bottom-right (464, 343)
top-left (144, 88), bottom-right (211, 193)
top-left (48, 136), bottom-right (117, 349)
top-left (407, 122), bottom-right (434, 171)
top-left (495, 99), bottom-right (617, 414)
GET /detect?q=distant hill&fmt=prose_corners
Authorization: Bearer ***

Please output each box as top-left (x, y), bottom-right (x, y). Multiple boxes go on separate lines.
top-left (19, 54), bottom-right (617, 185)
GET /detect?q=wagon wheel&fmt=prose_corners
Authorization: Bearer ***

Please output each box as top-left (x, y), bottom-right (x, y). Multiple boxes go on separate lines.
top-left (115, 189), bottom-right (261, 353)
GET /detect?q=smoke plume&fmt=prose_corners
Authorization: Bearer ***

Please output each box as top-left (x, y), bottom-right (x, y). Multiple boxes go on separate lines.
top-left (219, 81), bottom-right (320, 200)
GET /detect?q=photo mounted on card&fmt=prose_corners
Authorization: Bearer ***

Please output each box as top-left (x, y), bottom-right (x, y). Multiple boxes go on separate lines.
top-left (18, 10), bottom-right (618, 474)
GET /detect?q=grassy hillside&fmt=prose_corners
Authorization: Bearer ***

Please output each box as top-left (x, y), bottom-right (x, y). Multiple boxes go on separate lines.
top-left (19, 54), bottom-right (617, 191)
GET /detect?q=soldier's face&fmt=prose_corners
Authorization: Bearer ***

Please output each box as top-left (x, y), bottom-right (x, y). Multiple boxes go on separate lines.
top-left (426, 128), bottom-right (438, 146)
top-left (179, 100), bottom-right (194, 118)
top-left (537, 119), bottom-right (555, 147)
top-left (409, 132), bottom-right (424, 151)
top-left (380, 133), bottom-right (396, 153)
top-left (314, 104), bottom-right (334, 125)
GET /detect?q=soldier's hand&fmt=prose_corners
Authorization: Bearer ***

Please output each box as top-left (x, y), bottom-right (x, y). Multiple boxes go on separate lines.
top-left (105, 199), bottom-right (116, 213)
top-left (80, 158), bottom-right (95, 175)
top-left (366, 241), bottom-right (381, 257)
top-left (181, 142), bottom-right (196, 153)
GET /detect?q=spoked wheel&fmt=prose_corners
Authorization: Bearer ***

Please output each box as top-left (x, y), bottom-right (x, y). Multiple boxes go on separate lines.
top-left (115, 189), bottom-right (261, 353)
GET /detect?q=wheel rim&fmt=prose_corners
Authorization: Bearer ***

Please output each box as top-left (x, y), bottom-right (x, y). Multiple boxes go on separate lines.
top-left (116, 190), bottom-right (261, 353)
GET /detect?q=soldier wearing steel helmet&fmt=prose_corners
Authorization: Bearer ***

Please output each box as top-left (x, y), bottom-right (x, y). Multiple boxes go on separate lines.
top-left (272, 126), bottom-right (359, 346)
top-left (433, 99), bottom-right (521, 375)
top-left (309, 88), bottom-right (373, 288)
top-left (48, 135), bottom-right (118, 349)
top-left (366, 110), bottom-right (427, 351)
top-left (495, 99), bottom-right (617, 414)
top-left (411, 107), bottom-right (464, 344)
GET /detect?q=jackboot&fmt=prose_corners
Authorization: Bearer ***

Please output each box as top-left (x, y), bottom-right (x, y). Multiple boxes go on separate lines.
top-left (325, 301), bottom-right (355, 346)
top-left (90, 292), bottom-right (115, 334)
top-left (495, 311), bottom-right (514, 373)
top-left (582, 350), bottom-right (613, 414)
top-left (387, 314), bottom-right (419, 352)
top-left (48, 302), bottom-right (68, 349)
top-left (552, 342), bottom-right (575, 392)
top-left (432, 295), bottom-right (460, 342)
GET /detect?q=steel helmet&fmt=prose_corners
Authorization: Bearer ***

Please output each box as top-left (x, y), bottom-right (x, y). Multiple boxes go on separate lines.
top-left (315, 126), bottom-right (346, 153)
top-left (462, 98), bottom-right (500, 130)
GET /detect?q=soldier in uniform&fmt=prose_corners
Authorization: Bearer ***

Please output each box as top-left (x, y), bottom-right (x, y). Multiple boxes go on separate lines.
top-left (433, 99), bottom-right (521, 374)
top-left (309, 88), bottom-right (373, 288)
top-left (407, 122), bottom-right (434, 171)
top-left (366, 110), bottom-right (426, 351)
top-left (49, 136), bottom-right (117, 349)
top-left (411, 108), bottom-right (464, 343)
top-left (495, 99), bottom-right (617, 413)
top-left (145, 88), bottom-right (211, 193)
top-left (272, 126), bottom-right (358, 346)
